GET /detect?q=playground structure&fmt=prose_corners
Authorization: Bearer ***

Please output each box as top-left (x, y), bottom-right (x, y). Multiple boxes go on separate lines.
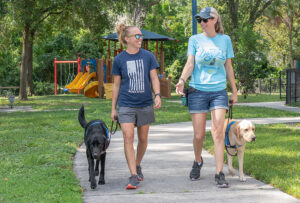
top-left (54, 57), bottom-right (110, 98)
top-left (54, 30), bottom-right (176, 99)
top-left (102, 29), bottom-right (176, 98)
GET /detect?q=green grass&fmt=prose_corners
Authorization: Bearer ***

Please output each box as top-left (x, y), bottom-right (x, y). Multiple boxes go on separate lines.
top-left (0, 93), bottom-right (299, 202)
top-left (204, 124), bottom-right (300, 199)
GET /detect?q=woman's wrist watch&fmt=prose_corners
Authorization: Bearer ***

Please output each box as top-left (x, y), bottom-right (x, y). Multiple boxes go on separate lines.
top-left (154, 93), bottom-right (161, 98)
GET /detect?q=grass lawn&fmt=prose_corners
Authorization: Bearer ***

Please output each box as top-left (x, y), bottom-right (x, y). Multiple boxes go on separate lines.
top-left (0, 94), bottom-right (299, 202)
top-left (204, 123), bottom-right (300, 199)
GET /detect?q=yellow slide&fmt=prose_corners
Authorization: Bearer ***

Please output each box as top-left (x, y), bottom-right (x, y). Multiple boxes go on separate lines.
top-left (84, 81), bottom-right (99, 98)
top-left (65, 72), bottom-right (83, 89)
top-left (69, 72), bottom-right (96, 93)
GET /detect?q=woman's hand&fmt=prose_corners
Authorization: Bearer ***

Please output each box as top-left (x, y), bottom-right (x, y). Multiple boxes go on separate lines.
top-left (154, 96), bottom-right (161, 109)
top-left (175, 80), bottom-right (185, 96)
top-left (111, 109), bottom-right (118, 121)
top-left (229, 92), bottom-right (238, 106)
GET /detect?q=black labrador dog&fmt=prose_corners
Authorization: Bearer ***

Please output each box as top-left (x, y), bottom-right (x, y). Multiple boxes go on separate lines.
top-left (78, 105), bottom-right (110, 189)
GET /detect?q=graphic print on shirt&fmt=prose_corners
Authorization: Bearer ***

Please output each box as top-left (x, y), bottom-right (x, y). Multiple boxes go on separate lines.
top-left (127, 59), bottom-right (145, 93)
top-left (195, 47), bottom-right (226, 67)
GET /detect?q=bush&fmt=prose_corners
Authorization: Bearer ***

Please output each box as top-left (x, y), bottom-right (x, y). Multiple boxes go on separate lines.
top-left (34, 81), bottom-right (55, 96)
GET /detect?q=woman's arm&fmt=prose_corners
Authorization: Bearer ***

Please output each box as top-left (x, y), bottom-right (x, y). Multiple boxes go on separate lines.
top-left (225, 58), bottom-right (238, 105)
top-left (111, 75), bottom-right (121, 121)
top-left (175, 55), bottom-right (195, 95)
top-left (150, 68), bottom-right (161, 109)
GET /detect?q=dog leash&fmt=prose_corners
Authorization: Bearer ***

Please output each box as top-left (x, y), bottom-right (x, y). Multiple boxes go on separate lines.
top-left (110, 116), bottom-right (120, 136)
top-left (225, 101), bottom-right (239, 156)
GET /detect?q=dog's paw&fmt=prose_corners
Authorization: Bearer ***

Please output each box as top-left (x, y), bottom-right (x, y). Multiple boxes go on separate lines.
top-left (91, 180), bottom-right (97, 189)
top-left (98, 179), bottom-right (105, 185)
top-left (228, 168), bottom-right (235, 176)
top-left (239, 176), bottom-right (246, 182)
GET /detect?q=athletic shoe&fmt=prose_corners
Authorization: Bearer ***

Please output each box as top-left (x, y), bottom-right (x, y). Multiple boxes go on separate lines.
top-left (126, 174), bottom-right (140, 189)
top-left (215, 171), bottom-right (229, 188)
top-left (136, 165), bottom-right (144, 181)
top-left (189, 157), bottom-right (203, 181)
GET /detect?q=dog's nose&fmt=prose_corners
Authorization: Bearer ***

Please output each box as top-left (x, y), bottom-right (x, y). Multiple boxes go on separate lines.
top-left (252, 137), bottom-right (256, 141)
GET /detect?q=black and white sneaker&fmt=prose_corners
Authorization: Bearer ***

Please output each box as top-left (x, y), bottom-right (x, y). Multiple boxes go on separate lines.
top-left (189, 157), bottom-right (203, 181)
top-left (215, 171), bottom-right (229, 188)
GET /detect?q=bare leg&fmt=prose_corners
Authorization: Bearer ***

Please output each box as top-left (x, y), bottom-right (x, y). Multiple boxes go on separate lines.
top-left (191, 113), bottom-right (207, 163)
top-left (211, 109), bottom-right (226, 173)
top-left (136, 124), bottom-right (150, 166)
top-left (121, 123), bottom-right (137, 175)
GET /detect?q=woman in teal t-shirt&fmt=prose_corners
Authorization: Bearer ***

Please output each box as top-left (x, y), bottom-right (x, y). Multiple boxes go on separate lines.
top-left (176, 7), bottom-right (238, 188)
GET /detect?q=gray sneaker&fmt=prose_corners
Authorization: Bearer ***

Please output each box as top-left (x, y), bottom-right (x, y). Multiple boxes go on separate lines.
top-left (189, 157), bottom-right (203, 181)
top-left (215, 171), bottom-right (229, 188)
top-left (136, 165), bottom-right (144, 181)
top-left (126, 174), bottom-right (140, 189)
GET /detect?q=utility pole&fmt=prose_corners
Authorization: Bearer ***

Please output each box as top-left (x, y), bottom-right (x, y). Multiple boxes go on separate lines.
top-left (192, 0), bottom-right (197, 35)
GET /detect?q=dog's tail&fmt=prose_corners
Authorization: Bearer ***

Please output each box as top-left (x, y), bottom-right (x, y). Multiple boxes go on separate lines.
top-left (78, 105), bottom-right (87, 128)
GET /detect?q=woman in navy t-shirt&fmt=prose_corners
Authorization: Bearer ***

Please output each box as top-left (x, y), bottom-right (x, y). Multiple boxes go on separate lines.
top-left (111, 24), bottom-right (161, 189)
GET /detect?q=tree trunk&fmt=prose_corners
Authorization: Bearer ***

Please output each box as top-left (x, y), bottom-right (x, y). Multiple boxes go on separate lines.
top-left (19, 25), bottom-right (30, 100)
top-left (27, 30), bottom-right (35, 96)
top-left (288, 16), bottom-right (294, 68)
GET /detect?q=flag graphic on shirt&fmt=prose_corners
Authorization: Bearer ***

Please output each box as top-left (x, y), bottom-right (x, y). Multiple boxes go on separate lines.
top-left (127, 59), bottom-right (145, 93)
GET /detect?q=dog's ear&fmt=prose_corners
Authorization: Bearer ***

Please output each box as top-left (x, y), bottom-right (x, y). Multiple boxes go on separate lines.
top-left (234, 123), bottom-right (241, 139)
top-left (78, 105), bottom-right (87, 128)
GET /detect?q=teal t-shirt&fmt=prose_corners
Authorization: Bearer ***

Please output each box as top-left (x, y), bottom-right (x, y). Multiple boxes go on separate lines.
top-left (187, 33), bottom-right (234, 91)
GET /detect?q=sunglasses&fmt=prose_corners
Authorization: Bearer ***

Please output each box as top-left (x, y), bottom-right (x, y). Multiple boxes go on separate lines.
top-left (196, 17), bottom-right (214, 23)
top-left (128, 34), bottom-right (144, 40)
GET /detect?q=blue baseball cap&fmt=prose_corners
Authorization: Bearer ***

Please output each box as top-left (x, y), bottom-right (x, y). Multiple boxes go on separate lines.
top-left (195, 7), bottom-right (218, 19)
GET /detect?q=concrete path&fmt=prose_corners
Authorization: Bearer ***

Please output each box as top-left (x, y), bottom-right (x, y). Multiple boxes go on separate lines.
top-left (74, 117), bottom-right (300, 203)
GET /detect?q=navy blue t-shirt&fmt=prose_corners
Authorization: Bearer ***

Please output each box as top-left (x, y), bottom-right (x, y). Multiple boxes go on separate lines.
top-left (111, 48), bottom-right (159, 107)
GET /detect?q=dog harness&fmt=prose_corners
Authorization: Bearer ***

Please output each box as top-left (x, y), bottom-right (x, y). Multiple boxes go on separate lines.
top-left (85, 121), bottom-right (110, 149)
top-left (225, 121), bottom-right (242, 149)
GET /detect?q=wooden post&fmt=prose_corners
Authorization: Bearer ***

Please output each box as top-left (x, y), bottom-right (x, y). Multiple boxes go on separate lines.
top-left (160, 40), bottom-right (164, 76)
top-left (155, 40), bottom-right (159, 61)
top-left (96, 58), bottom-right (104, 99)
top-left (113, 41), bottom-right (117, 57)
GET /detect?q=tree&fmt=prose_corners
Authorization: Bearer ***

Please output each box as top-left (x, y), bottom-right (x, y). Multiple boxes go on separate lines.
top-left (217, 0), bottom-right (275, 97)
top-left (264, 0), bottom-right (300, 69)
top-left (4, 0), bottom-right (125, 100)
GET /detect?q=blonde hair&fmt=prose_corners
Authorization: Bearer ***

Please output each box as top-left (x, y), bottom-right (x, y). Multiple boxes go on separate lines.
top-left (209, 8), bottom-right (224, 34)
top-left (116, 24), bottom-right (136, 46)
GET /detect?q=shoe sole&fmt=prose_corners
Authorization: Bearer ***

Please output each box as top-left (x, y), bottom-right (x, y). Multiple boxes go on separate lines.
top-left (216, 183), bottom-right (229, 188)
top-left (126, 184), bottom-right (137, 189)
top-left (190, 177), bottom-right (200, 181)
top-left (138, 177), bottom-right (143, 181)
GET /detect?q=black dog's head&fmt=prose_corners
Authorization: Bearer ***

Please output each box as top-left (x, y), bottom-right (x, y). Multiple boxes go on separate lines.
top-left (78, 105), bottom-right (109, 160)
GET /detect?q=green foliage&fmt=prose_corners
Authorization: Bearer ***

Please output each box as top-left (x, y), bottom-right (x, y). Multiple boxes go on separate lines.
top-left (33, 81), bottom-right (55, 96)
top-left (233, 24), bottom-right (270, 96)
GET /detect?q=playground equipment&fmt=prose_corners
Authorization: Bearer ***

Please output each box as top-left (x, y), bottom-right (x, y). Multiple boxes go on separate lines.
top-left (54, 58), bottom-right (81, 95)
top-left (54, 57), bottom-right (110, 99)
top-left (102, 29), bottom-right (176, 98)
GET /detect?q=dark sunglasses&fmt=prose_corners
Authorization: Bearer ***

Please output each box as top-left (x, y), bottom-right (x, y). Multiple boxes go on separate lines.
top-left (196, 17), bottom-right (213, 23)
top-left (128, 34), bottom-right (144, 40)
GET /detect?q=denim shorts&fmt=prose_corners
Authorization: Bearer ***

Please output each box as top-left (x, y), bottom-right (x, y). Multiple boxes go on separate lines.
top-left (188, 89), bottom-right (228, 113)
top-left (118, 105), bottom-right (155, 127)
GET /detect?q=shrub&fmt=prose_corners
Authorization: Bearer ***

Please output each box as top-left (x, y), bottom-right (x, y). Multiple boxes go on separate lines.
top-left (34, 81), bottom-right (55, 95)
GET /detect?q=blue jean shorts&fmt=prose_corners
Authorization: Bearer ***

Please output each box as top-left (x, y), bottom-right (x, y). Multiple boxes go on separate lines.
top-left (188, 89), bottom-right (228, 113)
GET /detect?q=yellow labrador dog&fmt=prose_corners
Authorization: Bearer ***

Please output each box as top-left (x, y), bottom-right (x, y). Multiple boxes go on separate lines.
top-left (224, 119), bottom-right (256, 182)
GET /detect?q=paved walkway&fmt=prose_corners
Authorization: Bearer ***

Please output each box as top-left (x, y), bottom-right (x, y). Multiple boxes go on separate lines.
top-left (74, 117), bottom-right (300, 203)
